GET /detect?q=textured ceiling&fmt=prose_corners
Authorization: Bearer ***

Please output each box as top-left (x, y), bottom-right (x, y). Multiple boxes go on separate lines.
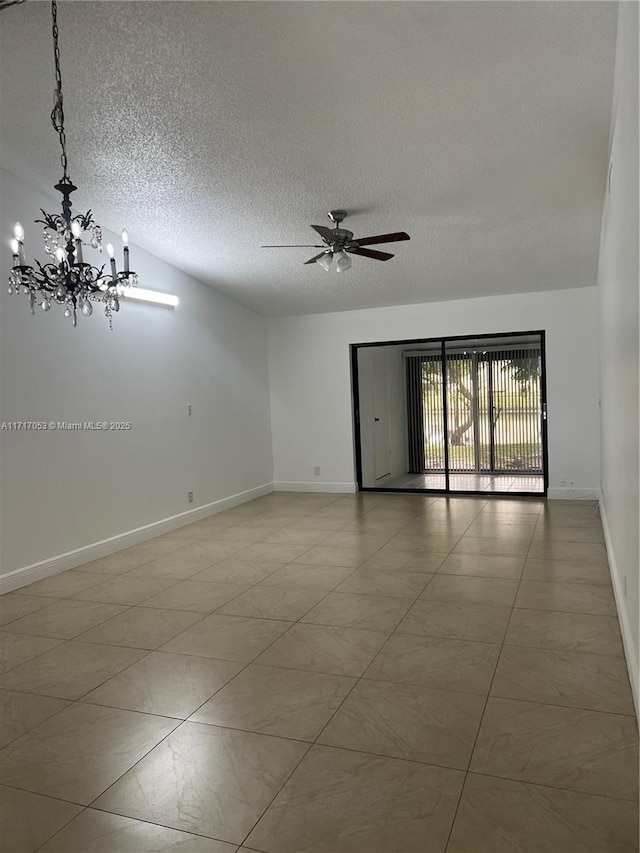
top-left (0, 1), bottom-right (617, 316)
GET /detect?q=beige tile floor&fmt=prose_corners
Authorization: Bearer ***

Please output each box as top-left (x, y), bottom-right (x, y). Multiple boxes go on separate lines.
top-left (0, 492), bottom-right (637, 852)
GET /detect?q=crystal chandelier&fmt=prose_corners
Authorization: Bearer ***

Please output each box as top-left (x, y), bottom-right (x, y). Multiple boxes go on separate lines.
top-left (7, 0), bottom-right (136, 328)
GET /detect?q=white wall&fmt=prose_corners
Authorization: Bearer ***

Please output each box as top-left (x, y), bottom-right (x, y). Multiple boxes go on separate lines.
top-left (267, 288), bottom-right (600, 495)
top-left (596, 1), bottom-right (639, 710)
top-left (0, 167), bottom-right (273, 582)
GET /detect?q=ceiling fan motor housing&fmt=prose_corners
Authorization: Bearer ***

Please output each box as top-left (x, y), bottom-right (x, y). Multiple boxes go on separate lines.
top-left (328, 228), bottom-right (354, 250)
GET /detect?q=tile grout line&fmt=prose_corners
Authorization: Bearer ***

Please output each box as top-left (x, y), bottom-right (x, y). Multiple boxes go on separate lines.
top-left (236, 741), bottom-right (315, 849)
top-left (0, 514), bottom-right (399, 728)
top-left (2, 494), bottom-right (633, 851)
top-left (31, 800), bottom-right (241, 853)
top-left (30, 805), bottom-right (90, 853)
top-left (285, 503), bottom-right (487, 849)
top-left (220, 500), bottom-right (452, 849)
top-left (297, 506), bottom-right (468, 744)
top-left (442, 501), bottom-right (541, 852)
top-left (458, 767), bottom-right (640, 803)
top-left (6, 501), bottom-right (403, 842)
top-left (344, 503), bottom-right (483, 683)
top-left (233, 499), bottom-right (449, 848)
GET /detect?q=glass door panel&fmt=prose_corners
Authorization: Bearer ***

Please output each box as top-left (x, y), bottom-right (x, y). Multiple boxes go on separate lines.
top-left (444, 350), bottom-right (476, 476)
top-left (419, 349), bottom-right (446, 490)
top-left (489, 348), bottom-right (543, 476)
top-left (445, 336), bottom-right (544, 494)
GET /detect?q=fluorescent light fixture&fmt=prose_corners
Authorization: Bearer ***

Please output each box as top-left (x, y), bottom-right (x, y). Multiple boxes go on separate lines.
top-left (121, 287), bottom-right (179, 308)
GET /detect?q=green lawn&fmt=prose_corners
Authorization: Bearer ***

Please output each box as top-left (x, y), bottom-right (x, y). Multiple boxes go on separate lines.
top-left (425, 443), bottom-right (542, 472)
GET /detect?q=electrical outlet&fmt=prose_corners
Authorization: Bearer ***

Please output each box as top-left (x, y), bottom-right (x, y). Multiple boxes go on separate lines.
top-left (314, 466), bottom-right (321, 476)
top-left (187, 404), bottom-right (192, 416)
top-left (188, 491), bottom-right (193, 503)
top-left (559, 477), bottom-right (566, 487)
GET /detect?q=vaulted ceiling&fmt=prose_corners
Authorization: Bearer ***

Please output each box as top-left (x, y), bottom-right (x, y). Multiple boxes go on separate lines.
top-left (0, 1), bottom-right (617, 316)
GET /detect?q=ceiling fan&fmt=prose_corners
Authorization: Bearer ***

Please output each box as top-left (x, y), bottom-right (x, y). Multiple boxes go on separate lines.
top-left (262, 210), bottom-right (410, 272)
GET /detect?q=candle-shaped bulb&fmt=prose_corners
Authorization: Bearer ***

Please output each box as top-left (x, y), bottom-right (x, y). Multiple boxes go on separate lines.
top-left (107, 242), bottom-right (118, 281)
top-left (55, 247), bottom-right (66, 264)
top-left (13, 223), bottom-right (26, 265)
top-left (10, 238), bottom-right (19, 267)
top-left (122, 230), bottom-right (130, 272)
top-left (71, 220), bottom-right (83, 264)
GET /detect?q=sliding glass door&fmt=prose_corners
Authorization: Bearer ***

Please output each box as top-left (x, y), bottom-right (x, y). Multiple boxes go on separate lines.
top-left (352, 331), bottom-right (547, 496)
top-left (406, 343), bottom-right (446, 491)
top-left (444, 336), bottom-right (544, 493)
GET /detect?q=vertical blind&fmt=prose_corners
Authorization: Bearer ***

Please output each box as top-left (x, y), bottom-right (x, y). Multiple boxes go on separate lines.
top-left (405, 346), bottom-right (542, 475)
top-left (406, 355), bottom-right (427, 473)
top-left (487, 348), bottom-right (542, 473)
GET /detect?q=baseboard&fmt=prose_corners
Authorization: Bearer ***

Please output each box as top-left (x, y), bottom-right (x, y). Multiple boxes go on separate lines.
top-left (547, 487), bottom-right (600, 500)
top-left (0, 482), bottom-right (275, 595)
top-left (274, 481), bottom-right (357, 494)
top-left (599, 494), bottom-right (639, 721)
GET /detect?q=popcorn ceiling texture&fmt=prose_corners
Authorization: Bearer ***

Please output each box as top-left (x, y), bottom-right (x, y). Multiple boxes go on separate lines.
top-left (0, 1), bottom-right (617, 317)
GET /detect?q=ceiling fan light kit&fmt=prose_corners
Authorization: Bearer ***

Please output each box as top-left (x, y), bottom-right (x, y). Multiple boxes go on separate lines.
top-left (333, 251), bottom-right (352, 273)
top-left (317, 253), bottom-right (333, 272)
top-left (262, 209), bottom-right (410, 272)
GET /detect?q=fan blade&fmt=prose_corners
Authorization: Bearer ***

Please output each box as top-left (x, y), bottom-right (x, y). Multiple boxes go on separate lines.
top-left (261, 244), bottom-right (324, 248)
top-left (311, 224), bottom-right (334, 242)
top-left (304, 252), bottom-right (328, 265)
top-left (354, 231), bottom-right (410, 247)
top-left (348, 247), bottom-right (394, 261)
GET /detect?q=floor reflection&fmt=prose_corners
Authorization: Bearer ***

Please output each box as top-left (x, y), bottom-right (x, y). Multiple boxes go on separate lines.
top-left (384, 473), bottom-right (544, 493)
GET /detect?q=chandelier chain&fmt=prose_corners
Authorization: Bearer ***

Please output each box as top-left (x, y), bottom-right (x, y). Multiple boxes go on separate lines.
top-left (50, 0), bottom-right (68, 181)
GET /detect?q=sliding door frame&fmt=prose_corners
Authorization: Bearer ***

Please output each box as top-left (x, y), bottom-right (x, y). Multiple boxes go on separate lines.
top-left (350, 329), bottom-right (548, 498)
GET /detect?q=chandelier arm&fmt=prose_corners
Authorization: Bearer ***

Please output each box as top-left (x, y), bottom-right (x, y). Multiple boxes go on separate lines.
top-left (35, 212), bottom-right (61, 233)
top-left (32, 264), bottom-right (61, 294)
